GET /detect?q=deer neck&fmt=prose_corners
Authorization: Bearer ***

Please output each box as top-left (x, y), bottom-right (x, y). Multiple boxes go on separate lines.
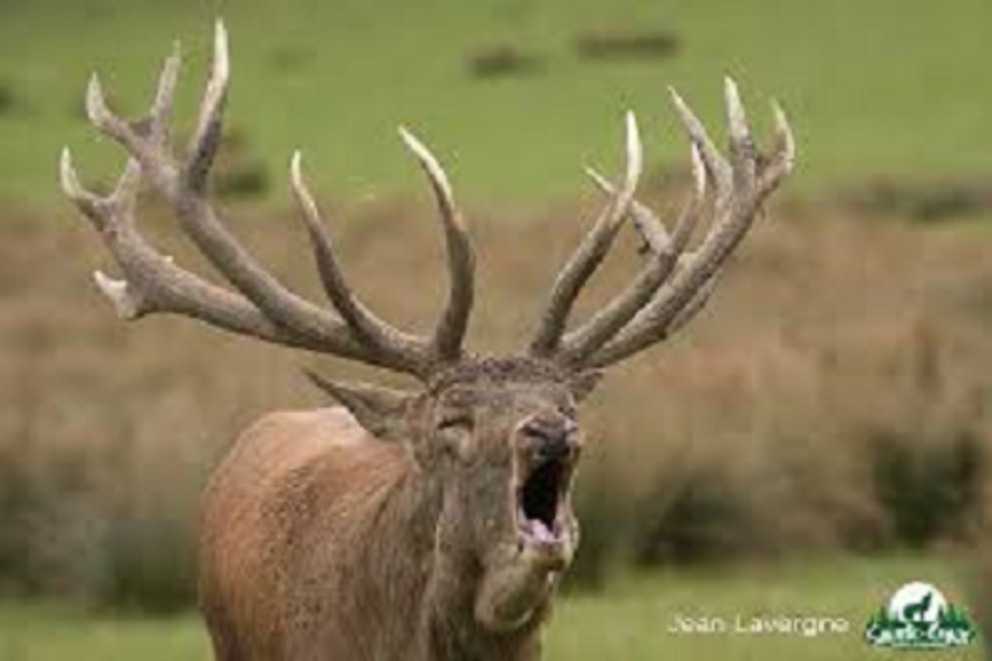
top-left (416, 489), bottom-right (545, 661)
top-left (328, 454), bottom-right (544, 660)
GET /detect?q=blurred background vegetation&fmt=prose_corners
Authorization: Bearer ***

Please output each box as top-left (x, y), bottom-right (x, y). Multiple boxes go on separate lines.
top-left (1, 0), bottom-right (991, 659)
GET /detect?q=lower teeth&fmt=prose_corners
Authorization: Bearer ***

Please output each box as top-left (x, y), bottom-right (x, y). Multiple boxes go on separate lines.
top-left (530, 519), bottom-right (555, 543)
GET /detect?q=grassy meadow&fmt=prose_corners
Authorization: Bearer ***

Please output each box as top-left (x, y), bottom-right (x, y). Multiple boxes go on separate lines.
top-left (2, 554), bottom-right (981, 661)
top-left (0, 0), bottom-right (991, 205)
top-left (1, 0), bottom-right (992, 659)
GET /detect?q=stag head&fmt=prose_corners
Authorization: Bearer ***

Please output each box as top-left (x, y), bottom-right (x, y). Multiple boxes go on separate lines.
top-left (61, 21), bottom-right (794, 634)
top-left (310, 357), bottom-right (599, 630)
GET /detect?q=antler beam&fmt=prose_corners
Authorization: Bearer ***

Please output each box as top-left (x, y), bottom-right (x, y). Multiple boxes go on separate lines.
top-left (63, 22), bottom-right (793, 381)
top-left (528, 112), bottom-right (644, 357)
top-left (530, 78), bottom-right (795, 370)
top-left (62, 21), bottom-right (477, 379)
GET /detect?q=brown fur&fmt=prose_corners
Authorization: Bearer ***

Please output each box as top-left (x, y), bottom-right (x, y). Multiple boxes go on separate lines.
top-left (199, 358), bottom-right (588, 661)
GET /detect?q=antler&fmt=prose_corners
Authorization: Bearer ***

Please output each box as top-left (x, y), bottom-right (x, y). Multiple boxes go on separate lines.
top-left (528, 112), bottom-right (644, 357)
top-left (61, 21), bottom-right (475, 380)
top-left (529, 78), bottom-right (795, 370)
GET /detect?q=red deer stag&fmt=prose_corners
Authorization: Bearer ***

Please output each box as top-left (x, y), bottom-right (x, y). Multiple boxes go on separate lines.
top-left (61, 21), bottom-right (794, 661)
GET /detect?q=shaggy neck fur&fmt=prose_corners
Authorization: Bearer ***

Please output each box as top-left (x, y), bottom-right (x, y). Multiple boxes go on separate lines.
top-left (346, 460), bottom-right (544, 661)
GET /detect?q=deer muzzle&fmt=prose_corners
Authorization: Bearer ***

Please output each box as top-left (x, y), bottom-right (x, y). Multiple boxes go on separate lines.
top-left (514, 416), bottom-right (581, 569)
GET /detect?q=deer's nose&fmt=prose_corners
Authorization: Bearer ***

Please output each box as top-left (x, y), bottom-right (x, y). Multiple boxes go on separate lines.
top-left (536, 434), bottom-right (571, 462)
top-left (522, 419), bottom-right (578, 461)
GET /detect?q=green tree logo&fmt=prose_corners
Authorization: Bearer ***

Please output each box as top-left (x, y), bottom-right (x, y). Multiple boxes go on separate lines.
top-left (865, 582), bottom-right (978, 650)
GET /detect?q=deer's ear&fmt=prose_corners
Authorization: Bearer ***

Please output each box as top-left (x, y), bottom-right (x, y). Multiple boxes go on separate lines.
top-left (567, 369), bottom-right (605, 403)
top-left (305, 371), bottom-right (415, 441)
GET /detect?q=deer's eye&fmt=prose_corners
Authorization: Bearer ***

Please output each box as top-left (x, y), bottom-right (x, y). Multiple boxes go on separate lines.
top-left (436, 414), bottom-right (475, 456)
top-left (437, 414), bottom-right (474, 434)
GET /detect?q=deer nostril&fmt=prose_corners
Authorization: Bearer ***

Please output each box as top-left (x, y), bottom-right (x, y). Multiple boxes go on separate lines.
top-left (536, 434), bottom-right (571, 463)
top-left (521, 417), bottom-right (578, 464)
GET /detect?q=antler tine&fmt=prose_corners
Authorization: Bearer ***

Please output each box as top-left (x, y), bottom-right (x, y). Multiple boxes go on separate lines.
top-left (724, 77), bottom-right (757, 191)
top-left (138, 21), bottom-right (366, 346)
top-left (669, 86), bottom-right (732, 197)
top-left (160, 23), bottom-right (407, 353)
top-left (584, 81), bottom-right (796, 369)
top-left (60, 147), bottom-right (105, 227)
top-left (759, 101), bottom-right (796, 198)
top-left (185, 19), bottom-right (229, 193)
top-left (62, 147), bottom-right (146, 321)
top-left (61, 148), bottom-right (375, 356)
top-left (665, 273), bottom-right (719, 336)
top-left (102, 22), bottom-right (337, 345)
top-left (86, 74), bottom-right (165, 182)
top-left (528, 112), bottom-right (643, 357)
top-left (84, 41), bottom-right (180, 196)
top-left (290, 152), bottom-right (431, 374)
top-left (399, 127), bottom-right (476, 363)
top-left (555, 143), bottom-right (707, 366)
top-left (64, 22), bottom-right (447, 376)
top-left (585, 167), bottom-right (668, 255)
top-left (91, 269), bottom-right (140, 320)
top-left (150, 41), bottom-right (181, 144)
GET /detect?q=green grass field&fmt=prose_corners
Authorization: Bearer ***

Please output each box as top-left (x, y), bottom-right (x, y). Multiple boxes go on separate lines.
top-left (0, 554), bottom-right (983, 661)
top-left (1, 0), bottom-right (991, 206)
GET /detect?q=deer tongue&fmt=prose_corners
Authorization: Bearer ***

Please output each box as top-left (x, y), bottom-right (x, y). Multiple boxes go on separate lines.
top-left (530, 519), bottom-right (557, 544)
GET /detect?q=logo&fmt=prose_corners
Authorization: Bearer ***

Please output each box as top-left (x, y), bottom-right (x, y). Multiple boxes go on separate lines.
top-left (865, 582), bottom-right (978, 650)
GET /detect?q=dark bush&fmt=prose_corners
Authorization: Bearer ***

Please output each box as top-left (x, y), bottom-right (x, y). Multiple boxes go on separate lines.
top-left (634, 466), bottom-right (755, 566)
top-left (215, 166), bottom-right (270, 199)
top-left (0, 80), bottom-right (28, 117)
top-left (210, 127), bottom-right (271, 199)
top-left (566, 468), bottom-right (632, 590)
top-left (0, 452), bottom-right (38, 590)
top-left (0, 439), bottom-right (99, 596)
top-left (0, 83), bottom-right (16, 116)
top-left (574, 29), bottom-right (679, 63)
top-left (269, 46), bottom-right (314, 74)
top-left (467, 45), bottom-right (544, 80)
top-left (870, 431), bottom-right (985, 547)
top-left (96, 499), bottom-right (198, 613)
top-left (839, 176), bottom-right (992, 223)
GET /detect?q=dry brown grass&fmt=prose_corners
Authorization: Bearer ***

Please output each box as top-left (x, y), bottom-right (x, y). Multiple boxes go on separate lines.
top-left (2, 187), bottom-right (991, 604)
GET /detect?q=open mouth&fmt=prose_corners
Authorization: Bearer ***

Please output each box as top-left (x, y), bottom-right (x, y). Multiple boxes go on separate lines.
top-left (516, 451), bottom-right (573, 546)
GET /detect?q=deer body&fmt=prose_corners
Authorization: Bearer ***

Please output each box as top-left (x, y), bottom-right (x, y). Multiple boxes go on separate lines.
top-left (63, 21), bottom-right (794, 661)
top-left (198, 408), bottom-right (410, 660)
top-left (199, 407), bottom-right (543, 661)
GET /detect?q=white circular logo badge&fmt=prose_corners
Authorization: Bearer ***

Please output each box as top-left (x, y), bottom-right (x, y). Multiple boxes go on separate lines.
top-left (888, 582), bottom-right (947, 630)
